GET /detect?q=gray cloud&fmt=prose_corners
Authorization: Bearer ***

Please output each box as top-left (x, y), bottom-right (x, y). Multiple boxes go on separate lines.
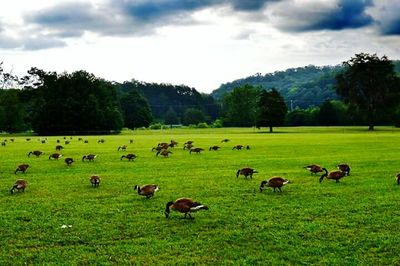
top-left (369, 0), bottom-right (400, 35)
top-left (269, 0), bottom-right (374, 32)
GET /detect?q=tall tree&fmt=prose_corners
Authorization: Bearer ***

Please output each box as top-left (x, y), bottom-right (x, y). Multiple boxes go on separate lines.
top-left (164, 107), bottom-right (179, 125)
top-left (336, 53), bottom-right (400, 130)
top-left (27, 69), bottom-right (123, 134)
top-left (182, 108), bottom-right (206, 125)
top-left (222, 84), bottom-right (260, 127)
top-left (120, 90), bottom-right (153, 129)
top-left (256, 89), bottom-right (287, 132)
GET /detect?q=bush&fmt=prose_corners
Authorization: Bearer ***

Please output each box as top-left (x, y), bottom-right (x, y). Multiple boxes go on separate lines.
top-left (149, 123), bottom-right (163, 130)
top-left (211, 119), bottom-right (223, 128)
top-left (196, 122), bottom-right (209, 128)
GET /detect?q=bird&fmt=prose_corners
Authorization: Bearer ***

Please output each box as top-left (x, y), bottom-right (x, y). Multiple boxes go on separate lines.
top-left (28, 150), bottom-right (43, 157)
top-left (236, 168), bottom-right (258, 179)
top-left (90, 175), bottom-right (100, 187)
top-left (120, 154), bottom-right (137, 161)
top-left (221, 139), bottom-right (230, 143)
top-left (319, 168), bottom-right (346, 183)
top-left (189, 148), bottom-right (204, 154)
top-left (10, 179), bottom-right (28, 194)
top-left (15, 164), bottom-right (29, 174)
top-left (396, 173), bottom-right (400, 185)
top-left (49, 153), bottom-right (62, 160)
top-left (232, 145), bottom-right (244, 150)
top-left (82, 154), bottom-right (97, 161)
top-left (164, 198), bottom-right (208, 219)
top-left (260, 177), bottom-right (290, 192)
top-left (209, 146), bottom-right (220, 151)
top-left (134, 184), bottom-right (159, 198)
top-left (65, 158), bottom-right (74, 166)
top-left (156, 150), bottom-right (172, 157)
top-left (337, 163), bottom-right (351, 176)
top-left (304, 164), bottom-right (324, 175)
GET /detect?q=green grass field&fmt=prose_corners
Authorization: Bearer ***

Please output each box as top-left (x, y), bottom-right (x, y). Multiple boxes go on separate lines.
top-left (1, 127), bottom-right (400, 265)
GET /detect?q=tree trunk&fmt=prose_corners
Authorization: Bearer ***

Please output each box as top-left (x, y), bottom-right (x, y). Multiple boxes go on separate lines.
top-left (368, 104), bottom-right (374, 131)
top-left (269, 126), bottom-right (273, 133)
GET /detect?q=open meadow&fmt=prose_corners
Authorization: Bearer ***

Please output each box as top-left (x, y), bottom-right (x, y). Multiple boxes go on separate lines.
top-left (1, 127), bottom-right (400, 265)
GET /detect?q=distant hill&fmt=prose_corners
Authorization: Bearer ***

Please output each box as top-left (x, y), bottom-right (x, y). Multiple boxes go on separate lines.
top-left (212, 61), bottom-right (400, 109)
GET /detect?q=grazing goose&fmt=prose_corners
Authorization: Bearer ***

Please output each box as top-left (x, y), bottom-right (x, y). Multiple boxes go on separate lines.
top-left (236, 168), bottom-right (258, 179)
top-left (304, 164), bottom-right (324, 175)
top-left (165, 198), bottom-right (208, 219)
top-left (319, 168), bottom-right (346, 183)
top-left (134, 184), bottom-right (159, 198)
top-left (260, 177), bottom-right (290, 192)
top-left (10, 179), bottom-right (27, 194)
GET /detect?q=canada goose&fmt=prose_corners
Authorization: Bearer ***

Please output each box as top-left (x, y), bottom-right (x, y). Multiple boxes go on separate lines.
top-left (118, 145), bottom-right (127, 151)
top-left (158, 142), bottom-right (169, 149)
top-left (56, 145), bottom-right (64, 151)
top-left (84, 140), bottom-right (89, 143)
top-left (82, 154), bottom-right (97, 161)
top-left (152, 146), bottom-right (164, 152)
top-left (130, 139), bottom-right (134, 144)
top-left (236, 168), bottom-right (258, 179)
top-left (121, 154), bottom-right (137, 161)
top-left (165, 198), bottom-right (208, 219)
top-left (319, 168), bottom-right (346, 183)
top-left (260, 177), bottom-right (290, 192)
top-left (49, 153), bottom-right (62, 160)
top-left (64, 140), bottom-right (70, 145)
top-left (183, 143), bottom-right (194, 150)
top-left (221, 139), bottom-right (230, 143)
top-left (232, 145), bottom-right (244, 150)
top-left (65, 158), bottom-right (74, 166)
top-left (209, 146), bottom-right (220, 151)
top-left (190, 148), bottom-right (204, 154)
top-left (134, 184), bottom-right (159, 198)
top-left (156, 150), bottom-right (172, 157)
top-left (15, 164), bottom-right (29, 174)
top-left (28, 150), bottom-right (43, 157)
top-left (337, 163), bottom-right (351, 176)
top-left (396, 173), bottom-right (400, 185)
top-left (184, 141), bottom-right (194, 145)
top-left (10, 179), bottom-right (27, 194)
top-left (304, 164), bottom-right (324, 175)
top-left (170, 140), bottom-right (178, 147)
top-left (90, 175), bottom-right (100, 187)
top-left (98, 139), bottom-right (105, 144)
top-left (246, 145), bottom-right (250, 150)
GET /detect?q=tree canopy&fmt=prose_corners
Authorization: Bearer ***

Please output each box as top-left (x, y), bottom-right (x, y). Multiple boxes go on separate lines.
top-left (256, 89), bottom-right (287, 132)
top-left (119, 90), bottom-right (153, 129)
top-left (336, 53), bottom-right (400, 130)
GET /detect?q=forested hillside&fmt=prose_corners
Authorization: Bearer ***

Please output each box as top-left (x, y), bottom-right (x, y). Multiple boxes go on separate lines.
top-left (212, 62), bottom-right (400, 109)
top-left (116, 80), bottom-right (219, 121)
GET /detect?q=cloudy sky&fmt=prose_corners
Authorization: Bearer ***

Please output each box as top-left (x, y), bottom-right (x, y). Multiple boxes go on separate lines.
top-left (1, 0), bottom-right (399, 92)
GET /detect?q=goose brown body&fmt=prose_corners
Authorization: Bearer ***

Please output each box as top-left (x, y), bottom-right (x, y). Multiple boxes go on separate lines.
top-left (156, 149), bottom-right (172, 157)
top-left (49, 153), bottom-right (62, 160)
top-left (15, 164), bottom-right (29, 174)
top-left (183, 143), bottom-right (194, 150)
top-left (90, 175), bottom-right (100, 187)
top-left (65, 158), bottom-right (74, 166)
top-left (209, 146), bottom-right (220, 151)
top-left (121, 154), bottom-right (137, 161)
top-left (260, 177), bottom-right (290, 192)
top-left (82, 154), bottom-right (97, 161)
top-left (134, 184), bottom-right (159, 198)
top-left (319, 168), bottom-right (346, 183)
top-left (232, 145), bottom-right (244, 150)
top-left (165, 198), bottom-right (208, 219)
top-left (221, 139), bottom-right (230, 143)
top-left (10, 179), bottom-right (27, 194)
top-left (236, 168), bottom-right (258, 179)
top-left (396, 173), bottom-right (400, 185)
top-left (118, 145), bottom-right (127, 151)
top-left (28, 150), bottom-right (43, 157)
top-left (337, 163), bottom-right (351, 175)
top-left (56, 145), bottom-right (64, 151)
top-left (190, 148), bottom-right (204, 154)
top-left (304, 164), bottom-right (324, 175)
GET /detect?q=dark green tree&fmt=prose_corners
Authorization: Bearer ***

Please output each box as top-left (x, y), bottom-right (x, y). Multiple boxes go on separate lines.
top-left (164, 107), bottom-right (179, 125)
top-left (182, 108), bottom-right (206, 125)
top-left (28, 69), bottom-right (123, 134)
top-left (120, 90), bottom-right (153, 129)
top-left (221, 84), bottom-right (260, 127)
top-left (336, 53), bottom-right (400, 130)
top-left (256, 89), bottom-right (287, 132)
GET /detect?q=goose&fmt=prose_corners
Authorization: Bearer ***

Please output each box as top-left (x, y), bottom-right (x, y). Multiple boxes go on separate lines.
top-left (260, 177), bottom-right (290, 192)
top-left (134, 184), bottom-right (159, 198)
top-left (165, 198), bottom-right (208, 219)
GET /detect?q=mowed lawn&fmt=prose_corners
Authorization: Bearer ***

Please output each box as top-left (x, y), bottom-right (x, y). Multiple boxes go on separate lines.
top-left (1, 127), bottom-right (400, 265)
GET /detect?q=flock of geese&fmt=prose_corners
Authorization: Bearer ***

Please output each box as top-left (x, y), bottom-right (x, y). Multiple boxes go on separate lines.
top-left (6, 136), bottom-right (387, 219)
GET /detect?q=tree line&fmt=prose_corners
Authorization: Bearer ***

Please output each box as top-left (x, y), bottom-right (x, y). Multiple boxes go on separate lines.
top-left (0, 53), bottom-right (399, 134)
